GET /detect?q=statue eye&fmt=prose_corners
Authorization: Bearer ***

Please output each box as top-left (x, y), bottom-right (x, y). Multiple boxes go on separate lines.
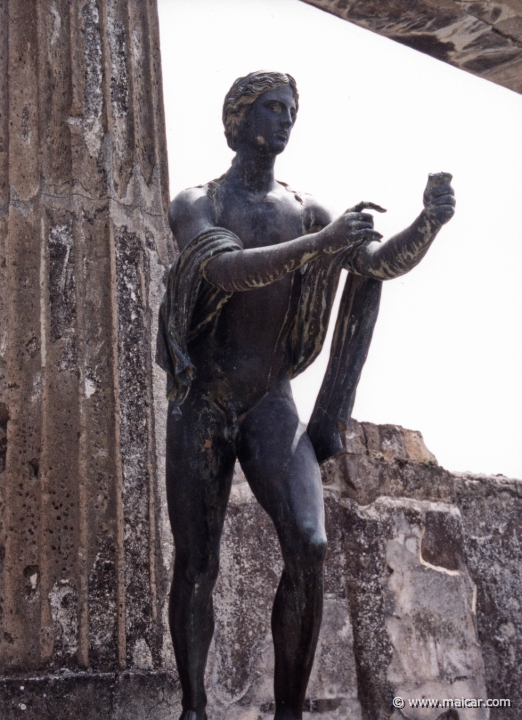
top-left (268, 102), bottom-right (282, 113)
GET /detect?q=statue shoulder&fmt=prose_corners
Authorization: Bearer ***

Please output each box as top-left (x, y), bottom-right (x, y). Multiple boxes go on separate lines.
top-left (276, 181), bottom-right (332, 232)
top-left (301, 194), bottom-right (333, 234)
top-left (168, 185), bottom-right (213, 229)
top-left (168, 184), bottom-right (216, 251)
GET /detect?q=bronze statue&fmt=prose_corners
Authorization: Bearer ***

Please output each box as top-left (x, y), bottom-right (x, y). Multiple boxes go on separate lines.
top-left (156, 71), bottom-right (455, 720)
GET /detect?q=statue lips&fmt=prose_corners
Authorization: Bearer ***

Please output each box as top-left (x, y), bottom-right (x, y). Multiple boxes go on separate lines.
top-left (273, 130), bottom-right (291, 152)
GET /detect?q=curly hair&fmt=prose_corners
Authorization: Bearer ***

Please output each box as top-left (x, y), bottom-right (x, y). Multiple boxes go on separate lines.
top-left (222, 71), bottom-right (299, 151)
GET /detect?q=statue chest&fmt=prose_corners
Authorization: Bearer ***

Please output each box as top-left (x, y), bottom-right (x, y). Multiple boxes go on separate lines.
top-left (214, 192), bottom-right (304, 249)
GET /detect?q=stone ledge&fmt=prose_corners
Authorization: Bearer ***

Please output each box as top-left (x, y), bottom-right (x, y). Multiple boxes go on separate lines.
top-left (0, 671), bottom-right (181, 720)
top-left (323, 419), bottom-right (519, 507)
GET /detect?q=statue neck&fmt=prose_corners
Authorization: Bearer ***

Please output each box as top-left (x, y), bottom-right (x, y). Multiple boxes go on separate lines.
top-left (227, 149), bottom-right (277, 194)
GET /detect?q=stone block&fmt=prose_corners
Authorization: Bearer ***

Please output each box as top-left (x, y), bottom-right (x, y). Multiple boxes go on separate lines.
top-left (333, 420), bottom-right (437, 506)
top-left (343, 496), bottom-right (488, 719)
top-left (0, 671), bottom-right (181, 720)
top-left (452, 474), bottom-right (521, 719)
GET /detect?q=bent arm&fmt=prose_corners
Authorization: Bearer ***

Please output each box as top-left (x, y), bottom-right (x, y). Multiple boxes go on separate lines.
top-left (348, 210), bottom-right (441, 280)
top-left (203, 216), bottom-right (382, 291)
top-left (171, 187), bottom-right (328, 291)
top-left (203, 232), bottom-right (323, 291)
top-left (170, 187), bottom-right (385, 292)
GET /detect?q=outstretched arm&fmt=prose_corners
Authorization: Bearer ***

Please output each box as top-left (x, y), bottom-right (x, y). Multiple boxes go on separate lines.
top-left (348, 173), bottom-right (455, 280)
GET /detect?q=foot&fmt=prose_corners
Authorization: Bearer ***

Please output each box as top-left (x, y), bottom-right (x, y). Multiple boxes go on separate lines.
top-left (179, 711), bottom-right (208, 720)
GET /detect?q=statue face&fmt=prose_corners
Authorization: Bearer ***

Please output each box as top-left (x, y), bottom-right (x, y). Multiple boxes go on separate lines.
top-left (236, 85), bottom-right (297, 155)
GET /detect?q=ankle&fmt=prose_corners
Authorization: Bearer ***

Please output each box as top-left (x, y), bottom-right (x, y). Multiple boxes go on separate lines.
top-left (274, 709), bottom-right (301, 720)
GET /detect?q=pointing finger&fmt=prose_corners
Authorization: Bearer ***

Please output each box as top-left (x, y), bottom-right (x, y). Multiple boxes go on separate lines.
top-left (348, 201), bottom-right (387, 214)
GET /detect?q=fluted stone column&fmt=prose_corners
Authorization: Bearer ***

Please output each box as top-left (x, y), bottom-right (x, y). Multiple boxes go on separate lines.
top-left (0, 0), bottom-right (175, 707)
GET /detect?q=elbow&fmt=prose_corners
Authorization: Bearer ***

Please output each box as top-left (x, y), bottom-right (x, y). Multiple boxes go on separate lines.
top-left (202, 254), bottom-right (234, 291)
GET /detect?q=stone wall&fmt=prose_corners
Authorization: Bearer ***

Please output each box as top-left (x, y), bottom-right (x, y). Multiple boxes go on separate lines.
top-left (336, 420), bottom-right (522, 718)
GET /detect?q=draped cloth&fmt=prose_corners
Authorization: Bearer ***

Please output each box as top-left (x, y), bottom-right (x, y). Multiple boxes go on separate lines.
top-left (156, 227), bottom-right (382, 462)
top-left (155, 228), bottom-right (243, 415)
top-left (306, 274), bottom-right (382, 463)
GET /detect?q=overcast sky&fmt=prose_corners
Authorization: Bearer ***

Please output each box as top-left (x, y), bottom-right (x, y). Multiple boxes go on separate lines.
top-left (158, 0), bottom-right (522, 478)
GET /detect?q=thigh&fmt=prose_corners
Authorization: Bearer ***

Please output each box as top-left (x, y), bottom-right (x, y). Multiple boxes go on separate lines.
top-left (236, 381), bottom-right (325, 550)
top-left (166, 390), bottom-right (236, 568)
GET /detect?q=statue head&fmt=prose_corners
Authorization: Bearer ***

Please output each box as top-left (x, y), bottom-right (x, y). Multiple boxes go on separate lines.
top-left (223, 71), bottom-right (299, 151)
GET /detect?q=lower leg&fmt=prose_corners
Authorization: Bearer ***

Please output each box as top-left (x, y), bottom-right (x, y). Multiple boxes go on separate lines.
top-left (169, 558), bottom-right (218, 716)
top-left (272, 548), bottom-right (325, 719)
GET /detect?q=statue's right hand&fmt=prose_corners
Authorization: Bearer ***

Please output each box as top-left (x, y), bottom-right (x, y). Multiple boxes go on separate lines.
top-left (319, 202), bottom-right (386, 255)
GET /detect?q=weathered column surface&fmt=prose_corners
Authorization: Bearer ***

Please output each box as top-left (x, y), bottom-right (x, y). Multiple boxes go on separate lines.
top-left (0, 0), bottom-right (174, 696)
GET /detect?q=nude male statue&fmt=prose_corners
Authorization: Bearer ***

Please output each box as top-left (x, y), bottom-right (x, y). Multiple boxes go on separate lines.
top-left (156, 71), bottom-right (455, 720)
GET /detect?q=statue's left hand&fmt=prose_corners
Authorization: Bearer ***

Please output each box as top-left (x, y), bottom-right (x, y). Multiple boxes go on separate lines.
top-left (423, 172), bottom-right (455, 226)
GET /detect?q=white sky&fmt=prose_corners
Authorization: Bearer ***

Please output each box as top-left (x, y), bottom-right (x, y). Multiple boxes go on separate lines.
top-left (158, 0), bottom-right (522, 478)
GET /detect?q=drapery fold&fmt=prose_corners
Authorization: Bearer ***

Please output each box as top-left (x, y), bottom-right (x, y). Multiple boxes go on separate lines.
top-left (155, 228), bottom-right (243, 415)
top-left (306, 274), bottom-right (382, 463)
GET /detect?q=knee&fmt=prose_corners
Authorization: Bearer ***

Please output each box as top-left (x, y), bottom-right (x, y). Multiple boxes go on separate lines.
top-left (305, 531), bottom-right (327, 566)
top-left (175, 551), bottom-right (220, 590)
top-left (286, 527), bottom-right (327, 574)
